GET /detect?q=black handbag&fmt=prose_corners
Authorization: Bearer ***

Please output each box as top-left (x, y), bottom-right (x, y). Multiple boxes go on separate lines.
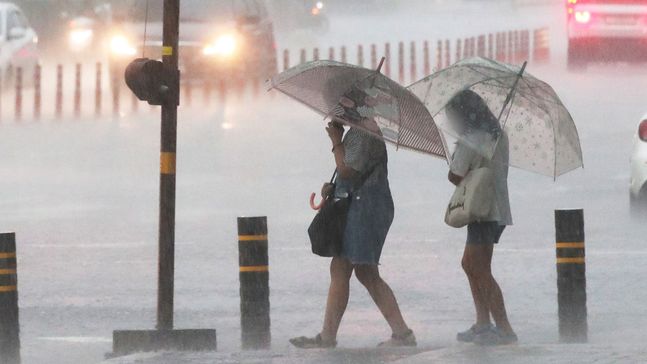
top-left (308, 194), bottom-right (349, 257)
top-left (307, 165), bottom-right (378, 257)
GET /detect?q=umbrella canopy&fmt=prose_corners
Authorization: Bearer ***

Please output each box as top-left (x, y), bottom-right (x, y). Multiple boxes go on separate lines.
top-left (408, 57), bottom-right (583, 178)
top-left (268, 60), bottom-right (447, 160)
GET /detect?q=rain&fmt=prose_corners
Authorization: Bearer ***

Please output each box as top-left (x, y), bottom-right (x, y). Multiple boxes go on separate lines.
top-left (1, 0), bottom-right (646, 363)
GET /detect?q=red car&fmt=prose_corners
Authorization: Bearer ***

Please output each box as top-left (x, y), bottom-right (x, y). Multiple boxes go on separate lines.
top-left (567, 0), bottom-right (647, 69)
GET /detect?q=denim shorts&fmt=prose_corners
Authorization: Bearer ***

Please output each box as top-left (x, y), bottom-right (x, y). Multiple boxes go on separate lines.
top-left (466, 222), bottom-right (506, 245)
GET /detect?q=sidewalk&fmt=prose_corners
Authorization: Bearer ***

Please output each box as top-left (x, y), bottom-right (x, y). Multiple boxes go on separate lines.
top-left (102, 343), bottom-right (647, 364)
top-left (399, 344), bottom-right (647, 364)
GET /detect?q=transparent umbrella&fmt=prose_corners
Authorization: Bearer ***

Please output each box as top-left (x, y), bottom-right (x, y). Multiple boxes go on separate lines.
top-left (408, 57), bottom-right (583, 178)
top-left (268, 59), bottom-right (448, 159)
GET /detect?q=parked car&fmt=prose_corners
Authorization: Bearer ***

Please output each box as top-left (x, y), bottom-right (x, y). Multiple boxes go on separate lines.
top-left (108, 0), bottom-right (277, 84)
top-left (630, 114), bottom-right (647, 214)
top-left (0, 2), bottom-right (39, 87)
top-left (566, 0), bottom-right (647, 69)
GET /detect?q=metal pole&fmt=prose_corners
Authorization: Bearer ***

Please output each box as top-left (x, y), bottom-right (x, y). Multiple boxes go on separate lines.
top-left (555, 209), bottom-right (587, 343)
top-left (157, 0), bottom-right (180, 331)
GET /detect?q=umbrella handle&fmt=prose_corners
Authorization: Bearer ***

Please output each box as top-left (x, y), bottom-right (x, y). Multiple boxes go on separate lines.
top-left (310, 192), bottom-right (326, 211)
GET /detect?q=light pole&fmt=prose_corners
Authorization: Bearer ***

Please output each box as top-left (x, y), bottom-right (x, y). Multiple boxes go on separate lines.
top-left (112, 0), bottom-right (217, 356)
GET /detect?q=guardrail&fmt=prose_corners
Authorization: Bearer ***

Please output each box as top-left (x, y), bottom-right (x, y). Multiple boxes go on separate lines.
top-left (0, 27), bottom-right (549, 123)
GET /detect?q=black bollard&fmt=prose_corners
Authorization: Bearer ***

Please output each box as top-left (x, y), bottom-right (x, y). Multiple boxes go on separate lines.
top-left (237, 217), bottom-right (270, 349)
top-left (555, 209), bottom-right (587, 343)
top-left (0, 232), bottom-right (20, 364)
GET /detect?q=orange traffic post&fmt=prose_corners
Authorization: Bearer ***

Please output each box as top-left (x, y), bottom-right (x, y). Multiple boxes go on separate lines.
top-left (56, 64), bottom-right (63, 120)
top-left (95, 62), bottom-right (102, 117)
top-left (409, 41), bottom-right (416, 83)
top-left (436, 40), bottom-right (442, 70)
top-left (370, 44), bottom-right (377, 69)
top-left (384, 43), bottom-right (391, 78)
top-left (74, 63), bottom-right (82, 118)
top-left (14, 68), bottom-right (22, 122)
top-left (299, 48), bottom-right (306, 64)
top-left (456, 39), bottom-right (463, 62)
top-left (423, 40), bottom-right (430, 76)
top-left (398, 42), bottom-right (405, 83)
top-left (34, 65), bottom-right (42, 120)
top-left (283, 49), bottom-right (290, 71)
top-left (357, 44), bottom-right (364, 67)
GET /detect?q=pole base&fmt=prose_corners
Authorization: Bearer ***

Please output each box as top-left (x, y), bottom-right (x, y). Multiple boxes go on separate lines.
top-left (109, 329), bottom-right (217, 358)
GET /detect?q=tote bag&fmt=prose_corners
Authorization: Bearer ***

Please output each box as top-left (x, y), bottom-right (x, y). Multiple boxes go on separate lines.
top-left (445, 167), bottom-right (495, 228)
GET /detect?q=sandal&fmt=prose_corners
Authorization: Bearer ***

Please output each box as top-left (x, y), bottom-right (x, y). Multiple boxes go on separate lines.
top-left (378, 329), bottom-right (417, 347)
top-left (289, 333), bottom-right (337, 349)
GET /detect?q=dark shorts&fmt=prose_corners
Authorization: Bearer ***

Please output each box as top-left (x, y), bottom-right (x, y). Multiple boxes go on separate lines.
top-left (466, 222), bottom-right (506, 245)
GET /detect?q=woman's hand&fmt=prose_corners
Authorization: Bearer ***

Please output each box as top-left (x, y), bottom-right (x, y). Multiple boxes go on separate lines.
top-left (326, 121), bottom-right (344, 145)
top-left (321, 183), bottom-right (334, 199)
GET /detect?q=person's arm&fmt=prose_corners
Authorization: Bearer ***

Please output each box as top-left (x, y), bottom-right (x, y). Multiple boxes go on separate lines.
top-left (448, 171), bottom-right (463, 186)
top-left (327, 122), bottom-right (358, 180)
top-left (448, 143), bottom-right (474, 186)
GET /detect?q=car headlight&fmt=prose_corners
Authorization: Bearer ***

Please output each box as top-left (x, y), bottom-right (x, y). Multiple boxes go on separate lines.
top-left (110, 35), bottom-right (137, 56)
top-left (69, 29), bottom-right (94, 48)
top-left (203, 34), bottom-right (238, 58)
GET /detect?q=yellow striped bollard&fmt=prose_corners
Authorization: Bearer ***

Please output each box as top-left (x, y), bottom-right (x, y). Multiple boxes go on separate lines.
top-left (238, 216), bottom-right (270, 349)
top-left (0, 232), bottom-right (20, 364)
top-left (555, 209), bottom-right (587, 343)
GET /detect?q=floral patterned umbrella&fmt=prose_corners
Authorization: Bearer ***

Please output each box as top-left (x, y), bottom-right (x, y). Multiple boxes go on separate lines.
top-left (268, 59), bottom-right (447, 159)
top-left (408, 57), bottom-right (583, 178)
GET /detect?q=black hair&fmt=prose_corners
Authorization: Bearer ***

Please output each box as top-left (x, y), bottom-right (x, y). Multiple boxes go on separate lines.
top-left (447, 89), bottom-right (502, 138)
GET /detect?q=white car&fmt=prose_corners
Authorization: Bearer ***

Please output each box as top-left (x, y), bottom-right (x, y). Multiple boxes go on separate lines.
top-left (0, 2), bottom-right (39, 87)
top-left (630, 114), bottom-right (647, 213)
top-left (566, 0), bottom-right (647, 69)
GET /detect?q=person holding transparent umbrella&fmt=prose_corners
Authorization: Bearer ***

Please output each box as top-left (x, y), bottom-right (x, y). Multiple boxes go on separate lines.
top-left (289, 87), bottom-right (417, 349)
top-left (408, 57), bottom-right (583, 346)
top-left (446, 89), bottom-right (517, 346)
top-left (270, 59), bottom-right (448, 349)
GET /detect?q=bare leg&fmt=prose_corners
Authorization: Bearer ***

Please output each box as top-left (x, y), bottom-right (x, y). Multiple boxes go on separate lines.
top-left (462, 246), bottom-right (491, 326)
top-left (320, 257), bottom-right (354, 342)
top-left (354, 265), bottom-right (410, 336)
top-left (464, 244), bottom-right (514, 335)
